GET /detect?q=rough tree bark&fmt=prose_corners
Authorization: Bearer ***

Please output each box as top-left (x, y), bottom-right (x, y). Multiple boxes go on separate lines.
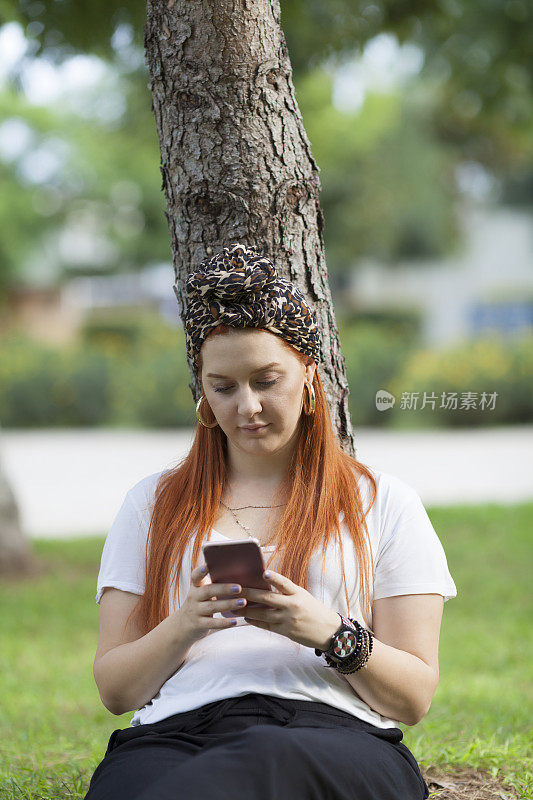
top-left (144, 0), bottom-right (357, 457)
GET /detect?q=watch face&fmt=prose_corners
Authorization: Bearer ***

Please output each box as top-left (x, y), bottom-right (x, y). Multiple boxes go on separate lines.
top-left (332, 629), bottom-right (358, 659)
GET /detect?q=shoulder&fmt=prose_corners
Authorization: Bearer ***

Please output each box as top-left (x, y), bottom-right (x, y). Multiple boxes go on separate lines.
top-left (125, 469), bottom-right (170, 516)
top-left (341, 465), bottom-right (421, 529)
top-left (103, 469), bottom-right (169, 552)
top-left (359, 468), bottom-right (425, 550)
top-left (373, 469), bottom-right (421, 509)
top-left (352, 463), bottom-right (420, 511)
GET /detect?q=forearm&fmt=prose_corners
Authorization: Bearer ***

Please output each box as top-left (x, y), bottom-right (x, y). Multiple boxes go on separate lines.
top-left (342, 637), bottom-right (438, 725)
top-left (94, 610), bottom-right (196, 716)
top-left (315, 612), bottom-right (437, 726)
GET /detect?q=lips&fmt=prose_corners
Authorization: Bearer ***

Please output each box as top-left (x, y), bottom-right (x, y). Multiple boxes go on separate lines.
top-left (242, 424), bottom-right (268, 431)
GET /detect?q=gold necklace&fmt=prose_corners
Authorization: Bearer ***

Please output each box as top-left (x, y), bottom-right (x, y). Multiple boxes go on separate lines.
top-left (220, 499), bottom-right (286, 540)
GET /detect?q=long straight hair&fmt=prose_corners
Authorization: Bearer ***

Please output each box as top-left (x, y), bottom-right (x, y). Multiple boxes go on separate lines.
top-left (131, 325), bottom-right (377, 635)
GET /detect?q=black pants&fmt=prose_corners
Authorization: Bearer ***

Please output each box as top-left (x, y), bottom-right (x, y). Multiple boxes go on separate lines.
top-left (84, 693), bottom-right (429, 800)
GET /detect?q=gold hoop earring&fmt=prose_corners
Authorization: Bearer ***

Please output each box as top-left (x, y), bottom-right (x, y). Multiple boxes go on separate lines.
top-left (196, 395), bottom-right (219, 428)
top-left (303, 381), bottom-right (316, 415)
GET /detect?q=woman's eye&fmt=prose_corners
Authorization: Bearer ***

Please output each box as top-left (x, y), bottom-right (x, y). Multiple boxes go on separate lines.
top-left (213, 379), bottom-right (277, 393)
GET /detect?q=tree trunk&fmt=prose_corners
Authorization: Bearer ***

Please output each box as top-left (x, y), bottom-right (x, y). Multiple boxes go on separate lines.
top-left (0, 453), bottom-right (34, 576)
top-left (145, 0), bottom-right (356, 457)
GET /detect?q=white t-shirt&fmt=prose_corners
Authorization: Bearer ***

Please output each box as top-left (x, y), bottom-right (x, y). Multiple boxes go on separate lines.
top-left (96, 466), bottom-right (457, 729)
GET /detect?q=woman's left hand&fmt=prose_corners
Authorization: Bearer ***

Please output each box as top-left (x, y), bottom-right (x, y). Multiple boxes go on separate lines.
top-left (236, 570), bottom-right (340, 651)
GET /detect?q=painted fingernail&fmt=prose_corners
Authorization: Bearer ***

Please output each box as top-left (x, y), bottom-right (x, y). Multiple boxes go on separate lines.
top-left (200, 565), bottom-right (207, 573)
top-left (264, 571), bottom-right (271, 579)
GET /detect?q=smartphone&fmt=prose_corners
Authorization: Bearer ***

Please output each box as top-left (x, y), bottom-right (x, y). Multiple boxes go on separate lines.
top-left (202, 538), bottom-right (273, 618)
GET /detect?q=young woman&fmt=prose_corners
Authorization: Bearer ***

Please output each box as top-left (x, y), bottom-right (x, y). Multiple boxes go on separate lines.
top-left (84, 243), bottom-right (457, 800)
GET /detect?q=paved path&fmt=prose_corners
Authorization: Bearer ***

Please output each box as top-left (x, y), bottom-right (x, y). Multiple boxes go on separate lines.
top-left (1, 426), bottom-right (531, 539)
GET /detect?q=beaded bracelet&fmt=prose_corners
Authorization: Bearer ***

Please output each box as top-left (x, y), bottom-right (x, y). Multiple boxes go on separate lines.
top-left (322, 617), bottom-right (374, 674)
top-left (326, 623), bottom-right (372, 674)
top-left (332, 626), bottom-right (373, 673)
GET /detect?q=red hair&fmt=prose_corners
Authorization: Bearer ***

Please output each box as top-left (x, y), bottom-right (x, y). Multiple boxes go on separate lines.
top-left (130, 325), bottom-right (377, 636)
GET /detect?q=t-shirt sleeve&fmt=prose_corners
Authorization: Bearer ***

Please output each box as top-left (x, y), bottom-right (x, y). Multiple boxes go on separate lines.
top-left (95, 489), bottom-right (148, 605)
top-left (373, 489), bottom-right (457, 602)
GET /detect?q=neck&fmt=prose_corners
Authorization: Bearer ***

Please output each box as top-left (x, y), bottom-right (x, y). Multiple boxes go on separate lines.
top-left (224, 459), bottom-right (290, 505)
top-left (224, 472), bottom-right (286, 499)
top-left (225, 434), bottom-right (296, 484)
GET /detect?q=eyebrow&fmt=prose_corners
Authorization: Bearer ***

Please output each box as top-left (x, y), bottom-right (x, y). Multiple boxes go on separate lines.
top-left (206, 362), bottom-right (281, 379)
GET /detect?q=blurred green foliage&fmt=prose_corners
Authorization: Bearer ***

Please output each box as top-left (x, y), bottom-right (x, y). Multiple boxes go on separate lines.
top-left (8, 0), bottom-right (533, 160)
top-left (0, 63), bottom-right (461, 300)
top-left (296, 71), bottom-right (459, 271)
top-left (388, 332), bottom-right (533, 428)
top-left (0, 313), bottom-right (530, 429)
top-left (0, 73), bottom-right (171, 300)
top-left (339, 315), bottom-right (420, 426)
top-left (0, 312), bottom-right (196, 428)
top-left (0, 334), bottom-right (111, 426)
top-left (1, 0), bottom-right (532, 301)
top-left (103, 312), bottom-right (196, 428)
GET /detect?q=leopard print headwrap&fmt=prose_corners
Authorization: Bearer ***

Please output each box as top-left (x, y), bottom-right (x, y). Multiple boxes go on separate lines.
top-left (182, 243), bottom-right (321, 371)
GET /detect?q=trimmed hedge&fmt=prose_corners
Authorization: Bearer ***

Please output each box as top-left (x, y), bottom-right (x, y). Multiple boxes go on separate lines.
top-left (387, 332), bottom-right (533, 428)
top-left (339, 321), bottom-right (418, 426)
top-left (0, 334), bottom-right (111, 427)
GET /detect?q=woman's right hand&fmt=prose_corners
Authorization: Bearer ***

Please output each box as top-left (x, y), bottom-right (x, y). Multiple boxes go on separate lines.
top-left (179, 564), bottom-right (247, 642)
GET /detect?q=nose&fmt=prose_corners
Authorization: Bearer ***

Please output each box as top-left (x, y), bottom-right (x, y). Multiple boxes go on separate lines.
top-left (237, 385), bottom-right (263, 418)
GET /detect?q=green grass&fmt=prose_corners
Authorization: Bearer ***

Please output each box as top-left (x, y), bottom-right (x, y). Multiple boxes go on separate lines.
top-left (0, 503), bottom-right (532, 799)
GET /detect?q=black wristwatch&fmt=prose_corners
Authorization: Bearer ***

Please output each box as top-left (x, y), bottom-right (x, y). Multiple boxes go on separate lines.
top-left (314, 613), bottom-right (358, 664)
